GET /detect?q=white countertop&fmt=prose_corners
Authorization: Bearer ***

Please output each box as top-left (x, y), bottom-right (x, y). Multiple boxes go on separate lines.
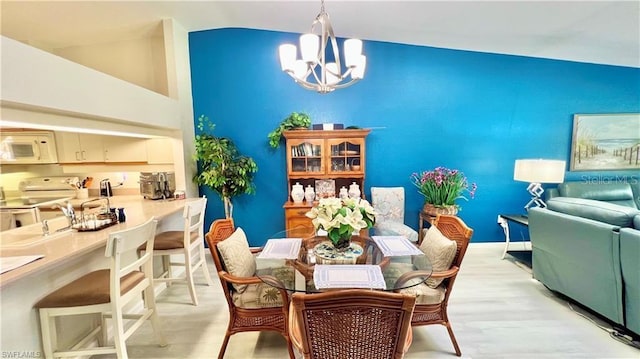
top-left (0, 195), bottom-right (195, 288)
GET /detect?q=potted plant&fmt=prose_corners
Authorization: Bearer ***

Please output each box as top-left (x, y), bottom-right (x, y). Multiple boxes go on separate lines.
top-left (305, 197), bottom-right (376, 250)
top-left (193, 115), bottom-right (258, 219)
top-left (268, 112), bottom-right (312, 148)
top-left (410, 166), bottom-right (477, 216)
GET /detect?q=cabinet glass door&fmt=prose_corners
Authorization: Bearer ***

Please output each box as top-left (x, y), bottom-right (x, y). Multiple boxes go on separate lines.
top-left (327, 139), bottom-right (363, 175)
top-left (289, 139), bottom-right (324, 175)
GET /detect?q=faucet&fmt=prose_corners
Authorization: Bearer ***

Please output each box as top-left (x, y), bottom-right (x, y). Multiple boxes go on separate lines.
top-left (42, 220), bottom-right (50, 236)
top-left (52, 201), bottom-right (76, 227)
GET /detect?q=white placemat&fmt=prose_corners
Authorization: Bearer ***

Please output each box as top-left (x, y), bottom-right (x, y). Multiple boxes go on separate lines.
top-left (313, 264), bottom-right (386, 289)
top-left (257, 238), bottom-right (302, 259)
top-left (0, 255), bottom-right (44, 274)
top-left (372, 235), bottom-right (424, 257)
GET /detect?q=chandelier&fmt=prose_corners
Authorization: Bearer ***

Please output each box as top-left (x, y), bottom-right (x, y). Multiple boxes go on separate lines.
top-left (278, 0), bottom-right (366, 94)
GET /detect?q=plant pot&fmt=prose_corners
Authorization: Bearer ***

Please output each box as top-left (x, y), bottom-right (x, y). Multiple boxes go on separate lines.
top-left (422, 203), bottom-right (458, 217)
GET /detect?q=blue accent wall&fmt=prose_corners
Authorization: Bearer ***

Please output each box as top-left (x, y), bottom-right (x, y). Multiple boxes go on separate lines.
top-left (189, 28), bottom-right (640, 246)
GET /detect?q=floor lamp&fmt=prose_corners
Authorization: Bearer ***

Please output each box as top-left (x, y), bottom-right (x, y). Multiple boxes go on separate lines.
top-left (514, 159), bottom-right (566, 211)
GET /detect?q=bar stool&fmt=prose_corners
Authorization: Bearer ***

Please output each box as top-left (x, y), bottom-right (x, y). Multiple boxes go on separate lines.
top-left (35, 217), bottom-right (166, 359)
top-left (144, 196), bottom-right (213, 305)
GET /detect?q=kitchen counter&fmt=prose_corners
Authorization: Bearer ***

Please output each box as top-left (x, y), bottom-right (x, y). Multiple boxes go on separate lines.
top-left (0, 195), bottom-right (197, 354)
top-left (0, 195), bottom-right (194, 288)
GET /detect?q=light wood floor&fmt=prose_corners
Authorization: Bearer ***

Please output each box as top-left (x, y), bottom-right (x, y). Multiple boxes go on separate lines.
top-left (101, 243), bottom-right (639, 358)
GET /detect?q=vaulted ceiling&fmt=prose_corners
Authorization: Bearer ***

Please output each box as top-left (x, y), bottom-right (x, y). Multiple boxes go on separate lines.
top-left (1, 1), bottom-right (639, 68)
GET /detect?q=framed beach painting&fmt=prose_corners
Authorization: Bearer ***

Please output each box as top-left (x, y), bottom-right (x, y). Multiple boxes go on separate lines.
top-left (570, 113), bottom-right (640, 171)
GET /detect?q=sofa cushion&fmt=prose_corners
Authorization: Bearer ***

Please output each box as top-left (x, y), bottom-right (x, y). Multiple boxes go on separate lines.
top-left (231, 282), bottom-right (285, 308)
top-left (557, 182), bottom-right (637, 208)
top-left (634, 214), bottom-right (640, 230)
top-left (217, 227), bottom-right (256, 294)
top-left (546, 197), bottom-right (640, 228)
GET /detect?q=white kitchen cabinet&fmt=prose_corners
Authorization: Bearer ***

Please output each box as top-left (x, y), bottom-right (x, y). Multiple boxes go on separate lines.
top-left (146, 137), bottom-right (174, 164)
top-left (103, 136), bottom-right (147, 163)
top-left (55, 132), bottom-right (104, 163)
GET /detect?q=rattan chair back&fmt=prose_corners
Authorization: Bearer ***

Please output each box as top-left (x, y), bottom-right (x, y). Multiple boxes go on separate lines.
top-left (290, 289), bottom-right (417, 359)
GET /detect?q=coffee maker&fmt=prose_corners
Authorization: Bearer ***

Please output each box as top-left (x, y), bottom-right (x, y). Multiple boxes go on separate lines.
top-left (100, 179), bottom-right (113, 197)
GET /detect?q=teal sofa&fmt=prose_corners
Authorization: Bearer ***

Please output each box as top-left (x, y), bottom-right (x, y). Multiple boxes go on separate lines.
top-left (529, 181), bottom-right (640, 336)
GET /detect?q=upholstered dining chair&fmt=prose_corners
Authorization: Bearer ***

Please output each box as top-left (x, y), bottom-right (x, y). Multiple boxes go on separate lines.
top-left (35, 217), bottom-right (166, 359)
top-left (289, 289), bottom-right (417, 359)
top-left (393, 214), bottom-right (473, 356)
top-left (140, 196), bottom-right (213, 306)
top-left (371, 187), bottom-right (419, 243)
top-left (205, 218), bottom-right (295, 359)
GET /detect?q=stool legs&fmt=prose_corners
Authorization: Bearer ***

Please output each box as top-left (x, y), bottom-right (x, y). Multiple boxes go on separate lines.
top-left (38, 308), bottom-right (56, 358)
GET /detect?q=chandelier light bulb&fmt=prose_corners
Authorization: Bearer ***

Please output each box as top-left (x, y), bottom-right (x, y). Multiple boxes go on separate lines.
top-left (300, 34), bottom-right (320, 63)
top-left (293, 60), bottom-right (309, 80)
top-left (278, 44), bottom-right (296, 72)
top-left (344, 39), bottom-right (362, 68)
top-left (325, 63), bottom-right (340, 85)
top-left (351, 55), bottom-right (366, 80)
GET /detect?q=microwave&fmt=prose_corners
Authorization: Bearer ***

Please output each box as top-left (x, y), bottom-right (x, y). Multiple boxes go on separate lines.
top-left (0, 131), bottom-right (58, 164)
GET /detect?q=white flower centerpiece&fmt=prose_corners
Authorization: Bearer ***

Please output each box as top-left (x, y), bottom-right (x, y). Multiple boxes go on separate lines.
top-left (305, 197), bottom-right (376, 251)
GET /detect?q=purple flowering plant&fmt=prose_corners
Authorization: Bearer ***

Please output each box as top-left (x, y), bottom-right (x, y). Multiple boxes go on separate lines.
top-left (410, 167), bottom-right (477, 209)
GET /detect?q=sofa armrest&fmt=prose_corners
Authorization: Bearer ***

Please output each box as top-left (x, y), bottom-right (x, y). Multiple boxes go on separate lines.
top-left (528, 207), bottom-right (625, 325)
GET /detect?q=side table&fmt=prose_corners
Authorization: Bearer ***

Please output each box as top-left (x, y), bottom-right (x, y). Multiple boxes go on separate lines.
top-left (497, 214), bottom-right (529, 259)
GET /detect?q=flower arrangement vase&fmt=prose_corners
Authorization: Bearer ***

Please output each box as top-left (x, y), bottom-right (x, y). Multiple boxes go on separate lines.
top-left (422, 203), bottom-right (458, 217)
top-left (333, 233), bottom-right (352, 252)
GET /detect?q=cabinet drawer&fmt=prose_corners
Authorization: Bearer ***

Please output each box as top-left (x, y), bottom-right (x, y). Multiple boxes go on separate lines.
top-left (285, 208), bottom-right (315, 238)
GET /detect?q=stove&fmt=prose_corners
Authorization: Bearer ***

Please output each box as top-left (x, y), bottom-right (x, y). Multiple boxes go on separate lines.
top-left (18, 176), bottom-right (79, 198)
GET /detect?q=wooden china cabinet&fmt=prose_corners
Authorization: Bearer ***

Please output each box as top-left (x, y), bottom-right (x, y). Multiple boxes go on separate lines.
top-left (282, 129), bottom-right (370, 237)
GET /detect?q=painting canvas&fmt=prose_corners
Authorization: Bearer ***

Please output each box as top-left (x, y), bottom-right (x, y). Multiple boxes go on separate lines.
top-left (570, 113), bottom-right (640, 171)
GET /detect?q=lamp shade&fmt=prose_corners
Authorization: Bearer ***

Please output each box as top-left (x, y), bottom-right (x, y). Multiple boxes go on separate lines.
top-left (514, 159), bottom-right (566, 183)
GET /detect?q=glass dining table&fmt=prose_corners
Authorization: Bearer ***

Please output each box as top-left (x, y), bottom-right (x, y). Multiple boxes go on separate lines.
top-left (255, 229), bottom-right (432, 293)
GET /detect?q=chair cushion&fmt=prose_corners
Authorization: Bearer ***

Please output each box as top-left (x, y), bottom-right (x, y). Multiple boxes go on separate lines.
top-left (419, 225), bottom-right (457, 288)
top-left (153, 231), bottom-right (200, 250)
top-left (400, 282), bottom-right (446, 304)
top-left (374, 222), bottom-right (419, 243)
top-left (231, 282), bottom-right (285, 308)
top-left (217, 227), bottom-right (256, 294)
top-left (35, 269), bottom-right (145, 308)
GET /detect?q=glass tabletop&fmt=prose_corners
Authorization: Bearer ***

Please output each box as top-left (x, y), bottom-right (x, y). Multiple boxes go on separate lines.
top-left (255, 228), bottom-right (432, 293)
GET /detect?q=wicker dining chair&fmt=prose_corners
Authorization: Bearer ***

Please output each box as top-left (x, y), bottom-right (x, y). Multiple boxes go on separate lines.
top-left (289, 289), bottom-right (417, 359)
top-left (205, 219), bottom-right (295, 359)
top-left (394, 214), bottom-right (473, 356)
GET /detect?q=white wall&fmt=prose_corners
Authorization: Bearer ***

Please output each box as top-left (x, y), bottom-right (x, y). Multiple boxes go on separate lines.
top-left (1, 18), bottom-right (196, 196)
top-left (1, 35), bottom-right (179, 130)
top-left (53, 23), bottom-right (169, 96)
